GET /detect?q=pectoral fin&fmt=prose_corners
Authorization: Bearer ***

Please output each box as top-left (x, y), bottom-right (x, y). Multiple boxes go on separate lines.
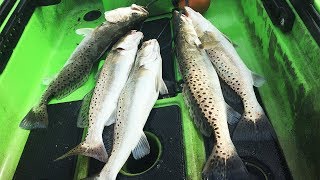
top-left (42, 74), bottom-right (58, 86)
top-left (76, 28), bottom-right (94, 36)
top-left (251, 71), bottom-right (265, 87)
top-left (199, 31), bottom-right (219, 49)
top-left (222, 33), bottom-right (238, 47)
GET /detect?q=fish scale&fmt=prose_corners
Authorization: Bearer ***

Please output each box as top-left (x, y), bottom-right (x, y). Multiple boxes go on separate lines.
top-left (96, 39), bottom-right (168, 180)
top-left (173, 11), bottom-right (248, 179)
top-left (19, 4), bottom-right (149, 130)
top-left (184, 6), bottom-right (276, 142)
top-left (56, 30), bottom-right (144, 163)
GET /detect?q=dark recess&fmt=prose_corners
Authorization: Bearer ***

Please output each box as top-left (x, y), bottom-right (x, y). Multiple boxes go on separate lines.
top-left (0, 0), bottom-right (61, 74)
top-left (262, 0), bottom-right (295, 33)
top-left (83, 10), bottom-right (102, 22)
top-left (0, 0), bottom-right (17, 27)
top-left (290, 0), bottom-right (320, 46)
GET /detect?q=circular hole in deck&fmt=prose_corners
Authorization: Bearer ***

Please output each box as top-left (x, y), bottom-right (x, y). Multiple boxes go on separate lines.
top-left (120, 131), bottom-right (162, 176)
top-left (243, 158), bottom-right (272, 180)
top-left (83, 10), bottom-right (101, 21)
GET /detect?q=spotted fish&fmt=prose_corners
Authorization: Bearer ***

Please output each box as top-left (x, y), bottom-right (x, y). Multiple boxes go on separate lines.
top-left (93, 39), bottom-right (168, 180)
top-left (19, 4), bottom-right (149, 130)
top-left (173, 11), bottom-right (248, 179)
top-left (55, 30), bottom-right (144, 162)
top-left (185, 7), bottom-right (275, 141)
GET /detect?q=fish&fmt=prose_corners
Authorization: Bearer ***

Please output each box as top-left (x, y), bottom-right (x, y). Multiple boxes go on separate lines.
top-left (19, 4), bottom-right (149, 130)
top-left (55, 30), bottom-right (144, 162)
top-left (185, 6), bottom-right (275, 141)
top-left (93, 39), bottom-right (168, 180)
top-left (173, 11), bottom-right (248, 179)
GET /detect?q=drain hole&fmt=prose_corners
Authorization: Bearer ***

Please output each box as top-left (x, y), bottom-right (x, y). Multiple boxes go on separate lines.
top-left (121, 132), bottom-right (162, 176)
top-left (83, 10), bottom-right (101, 21)
top-left (243, 158), bottom-right (272, 180)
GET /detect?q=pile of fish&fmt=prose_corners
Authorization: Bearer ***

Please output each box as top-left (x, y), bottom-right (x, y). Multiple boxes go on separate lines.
top-left (18, 3), bottom-right (276, 180)
top-left (174, 7), bottom-right (275, 179)
top-left (19, 4), bottom-right (167, 179)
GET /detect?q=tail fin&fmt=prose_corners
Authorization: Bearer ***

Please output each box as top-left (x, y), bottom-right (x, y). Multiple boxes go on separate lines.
top-left (232, 109), bottom-right (276, 141)
top-left (19, 104), bottom-right (48, 130)
top-left (55, 140), bottom-right (108, 162)
top-left (202, 144), bottom-right (248, 180)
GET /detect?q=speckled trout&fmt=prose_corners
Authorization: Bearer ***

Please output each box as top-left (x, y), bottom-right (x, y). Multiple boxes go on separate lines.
top-left (173, 11), bottom-right (248, 179)
top-left (20, 4), bottom-right (148, 130)
top-left (185, 6), bottom-right (275, 141)
top-left (93, 39), bottom-right (168, 180)
top-left (55, 30), bottom-right (144, 162)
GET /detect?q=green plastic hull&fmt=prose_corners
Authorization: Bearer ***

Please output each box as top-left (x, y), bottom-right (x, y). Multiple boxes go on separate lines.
top-left (0, 0), bottom-right (319, 179)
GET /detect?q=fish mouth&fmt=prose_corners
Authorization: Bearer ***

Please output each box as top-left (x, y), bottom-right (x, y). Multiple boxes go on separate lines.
top-left (173, 10), bottom-right (189, 24)
top-left (173, 10), bottom-right (188, 18)
top-left (184, 6), bottom-right (201, 18)
top-left (131, 4), bottom-right (149, 15)
top-left (183, 6), bottom-right (192, 17)
top-left (129, 30), bottom-right (144, 37)
top-left (143, 39), bottom-right (159, 51)
top-left (137, 39), bottom-right (160, 66)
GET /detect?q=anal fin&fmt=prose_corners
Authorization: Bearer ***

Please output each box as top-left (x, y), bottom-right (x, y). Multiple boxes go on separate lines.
top-left (182, 85), bottom-right (212, 137)
top-left (77, 89), bottom-right (94, 128)
top-left (225, 103), bottom-right (241, 125)
top-left (132, 132), bottom-right (150, 160)
top-left (158, 78), bottom-right (169, 95)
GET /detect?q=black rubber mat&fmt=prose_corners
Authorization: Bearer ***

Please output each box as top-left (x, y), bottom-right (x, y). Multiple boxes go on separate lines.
top-left (88, 106), bottom-right (186, 180)
top-left (14, 101), bottom-right (84, 180)
top-left (140, 17), bottom-right (178, 97)
top-left (203, 89), bottom-right (292, 180)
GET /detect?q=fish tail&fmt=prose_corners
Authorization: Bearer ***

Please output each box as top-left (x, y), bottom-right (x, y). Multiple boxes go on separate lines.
top-left (202, 144), bottom-right (248, 180)
top-left (232, 107), bottom-right (276, 141)
top-left (55, 139), bottom-right (108, 162)
top-left (19, 104), bottom-right (48, 129)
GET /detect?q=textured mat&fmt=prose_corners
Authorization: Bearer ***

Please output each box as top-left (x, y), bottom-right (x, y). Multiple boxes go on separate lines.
top-left (88, 106), bottom-right (186, 180)
top-left (14, 101), bottom-right (84, 180)
top-left (203, 88), bottom-right (292, 180)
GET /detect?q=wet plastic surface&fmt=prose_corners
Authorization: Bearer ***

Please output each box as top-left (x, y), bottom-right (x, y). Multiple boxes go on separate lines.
top-left (1, 0), bottom-right (320, 179)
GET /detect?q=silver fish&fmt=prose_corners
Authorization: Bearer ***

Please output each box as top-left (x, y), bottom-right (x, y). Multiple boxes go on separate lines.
top-left (173, 11), bottom-right (248, 179)
top-left (55, 30), bottom-right (144, 162)
top-left (185, 6), bottom-right (275, 141)
top-left (94, 39), bottom-right (168, 180)
top-left (20, 4), bottom-right (149, 130)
